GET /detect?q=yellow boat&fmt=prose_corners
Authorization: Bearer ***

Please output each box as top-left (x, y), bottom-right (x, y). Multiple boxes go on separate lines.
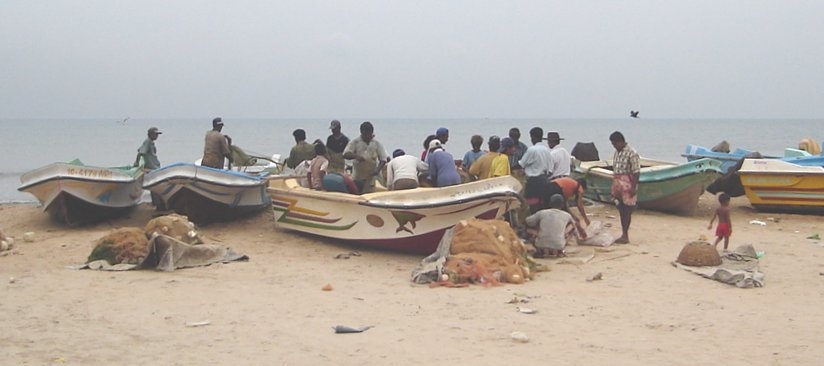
top-left (738, 159), bottom-right (824, 213)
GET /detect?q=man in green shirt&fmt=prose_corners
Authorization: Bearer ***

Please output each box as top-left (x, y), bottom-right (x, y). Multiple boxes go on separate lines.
top-left (286, 129), bottom-right (316, 169)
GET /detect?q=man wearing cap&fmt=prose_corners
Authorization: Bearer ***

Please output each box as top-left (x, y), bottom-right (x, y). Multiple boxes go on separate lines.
top-left (136, 127), bottom-right (165, 210)
top-left (325, 120), bottom-right (349, 173)
top-left (202, 117), bottom-right (232, 169)
top-left (343, 121), bottom-right (388, 193)
top-left (490, 137), bottom-right (515, 178)
top-left (136, 127), bottom-right (162, 170)
top-left (435, 127), bottom-right (449, 146)
top-left (519, 127), bottom-right (553, 206)
top-left (427, 139), bottom-right (461, 187)
top-left (468, 136), bottom-right (501, 180)
top-left (547, 131), bottom-right (571, 179)
top-left (386, 149), bottom-right (428, 190)
top-left (286, 129), bottom-right (316, 169)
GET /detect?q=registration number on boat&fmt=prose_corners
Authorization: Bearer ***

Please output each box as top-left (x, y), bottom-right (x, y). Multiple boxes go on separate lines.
top-left (66, 167), bottom-right (113, 179)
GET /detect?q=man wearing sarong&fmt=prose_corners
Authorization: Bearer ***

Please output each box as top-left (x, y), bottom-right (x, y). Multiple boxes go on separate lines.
top-left (609, 131), bottom-right (640, 244)
top-left (136, 127), bottom-right (165, 210)
top-left (202, 117), bottom-right (232, 169)
top-left (343, 121), bottom-right (388, 193)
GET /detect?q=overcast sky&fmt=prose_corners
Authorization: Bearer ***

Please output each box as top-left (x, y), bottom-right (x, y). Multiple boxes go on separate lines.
top-left (2, 1), bottom-right (822, 119)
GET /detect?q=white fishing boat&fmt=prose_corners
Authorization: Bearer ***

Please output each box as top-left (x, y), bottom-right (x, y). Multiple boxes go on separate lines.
top-left (267, 176), bottom-right (523, 254)
top-left (18, 159), bottom-right (145, 225)
top-left (143, 163), bottom-right (271, 224)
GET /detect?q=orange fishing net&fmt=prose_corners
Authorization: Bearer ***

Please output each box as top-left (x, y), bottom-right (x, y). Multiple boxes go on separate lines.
top-left (441, 219), bottom-right (533, 285)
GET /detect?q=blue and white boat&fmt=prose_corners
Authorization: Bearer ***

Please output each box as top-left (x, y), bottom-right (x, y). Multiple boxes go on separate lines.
top-left (143, 163), bottom-right (271, 224)
top-left (684, 144), bottom-right (824, 174)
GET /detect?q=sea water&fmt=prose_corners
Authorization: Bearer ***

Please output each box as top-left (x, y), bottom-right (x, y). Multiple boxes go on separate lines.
top-left (2, 118), bottom-right (820, 203)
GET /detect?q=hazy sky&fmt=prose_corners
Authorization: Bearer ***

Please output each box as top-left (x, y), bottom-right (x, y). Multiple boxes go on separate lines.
top-left (2, 1), bottom-right (822, 119)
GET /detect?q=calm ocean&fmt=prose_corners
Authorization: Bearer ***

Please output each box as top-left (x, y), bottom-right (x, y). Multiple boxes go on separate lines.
top-left (2, 118), bottom-right (821, 203)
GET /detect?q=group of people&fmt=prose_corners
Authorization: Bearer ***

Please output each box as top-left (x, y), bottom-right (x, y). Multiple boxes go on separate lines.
top-left (135, 118), bottom-right (645, 256)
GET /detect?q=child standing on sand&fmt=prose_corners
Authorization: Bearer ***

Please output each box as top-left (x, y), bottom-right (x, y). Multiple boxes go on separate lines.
top-left (708, 193), bottom-right (732, 250)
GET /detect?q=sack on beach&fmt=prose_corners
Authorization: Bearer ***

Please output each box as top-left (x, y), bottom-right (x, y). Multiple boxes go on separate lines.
top-left (145, 214), bottom-right (202, 244)
top-left (576, 221), bottom-right (615, 247)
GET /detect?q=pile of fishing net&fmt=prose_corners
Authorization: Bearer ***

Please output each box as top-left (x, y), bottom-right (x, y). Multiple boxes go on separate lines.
top-left (79, 214), bottom-right (247, 271)
top-left (411, 219), bottom-right (545, 287)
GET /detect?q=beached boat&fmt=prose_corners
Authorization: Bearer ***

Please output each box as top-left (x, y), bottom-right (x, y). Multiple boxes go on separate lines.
top-left (143, 163), bottom-right (271, 224)
top-left (18, 159), bottom-right (145, 225)
top-left (267, 176), bottom-right (523, 254)
top-left (738, 159), bottom-right (824, 213)
top-left (684, 144), bottom-right (824, 174)
top-left (683, 145), bottom-right (755, 174)
top-left (572, 158), bottom-right (723, 215)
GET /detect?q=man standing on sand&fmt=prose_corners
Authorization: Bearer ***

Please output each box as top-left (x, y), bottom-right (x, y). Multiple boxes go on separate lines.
top-left (202, 117), bottom-right (232, 169)
top-left (343, 121), bottom-right (388, 193)
top-left (519, 127), bottom-right (552, 207)
top-left (136, 127), bottom-right (165, 210)
top-left (286, 129), bottom-right (315, 169)
top-left (609, 131), bottom-right (640, 244)
top-left (546, 131), bottom-right (571, 179)
top-left (326, 120), bottom-right (349, 173)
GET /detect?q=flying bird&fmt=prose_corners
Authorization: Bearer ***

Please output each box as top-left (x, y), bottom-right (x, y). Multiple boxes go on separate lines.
top-left (116, 117), bottom-right (130, 125)
top-left (630, 110), bottom-right (639, 118)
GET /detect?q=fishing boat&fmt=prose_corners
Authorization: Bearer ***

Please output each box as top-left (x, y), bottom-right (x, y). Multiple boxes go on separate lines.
top-left (738, 159), bottom-right (824, 213)
top-left (572, 158), bottom-right (723, 215)
top-left (267, 176), bottom-right (523, 254)
top-left (684, 144), bottom-right (824, 174)
top-left (18, 159), bottom-right (145, 225)
top-left (683, 145), bottom-right (755, 174)
top-left (143, 163), bottom-right (271, 224)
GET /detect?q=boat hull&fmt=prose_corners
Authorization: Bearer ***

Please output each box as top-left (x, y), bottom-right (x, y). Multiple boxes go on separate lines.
top-left (267, 176), bottom-right (523, 254)
top-left (18, 162), bottom-right (144, 225)
top-left (573, 158), bottom-right (723, 215)
top-left (144, 163), bottom-right (270, 224)
top-left (739, 159), bottom-right (824, 213)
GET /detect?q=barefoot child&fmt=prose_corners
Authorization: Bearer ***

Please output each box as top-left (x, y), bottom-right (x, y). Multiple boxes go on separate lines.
top-left (708, 193), bottom-right (732, 250)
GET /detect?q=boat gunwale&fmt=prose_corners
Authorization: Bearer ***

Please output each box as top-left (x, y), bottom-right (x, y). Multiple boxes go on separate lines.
top-left (18, 174), bottom-right (144, 192)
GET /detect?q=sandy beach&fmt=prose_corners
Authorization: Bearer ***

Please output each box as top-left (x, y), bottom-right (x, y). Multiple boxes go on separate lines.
top-left (2, 194), bottom-right (824, 365)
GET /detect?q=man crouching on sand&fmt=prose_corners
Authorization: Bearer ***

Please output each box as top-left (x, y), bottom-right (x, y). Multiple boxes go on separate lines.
top-left (526, 194), bottom-right (577, 258)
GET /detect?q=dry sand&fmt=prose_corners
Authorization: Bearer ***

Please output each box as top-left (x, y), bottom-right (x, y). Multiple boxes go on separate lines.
top-left (2, 194), bottom-right (824, 365)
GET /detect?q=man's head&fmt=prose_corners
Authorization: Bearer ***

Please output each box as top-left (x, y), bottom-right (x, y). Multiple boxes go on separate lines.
top-left (575, 178), bottom-right (588, 191)
top-left (212, 117), bottom-right (224, 131)
top-left (499, 137), bottom-right (515, 154)
top-left (609, 131), bottom-right (626, 151)
top-left (293, 129), bottom-right (306, 143)
top-left (529, 127), bottom-right (544, 144)
top-left (360, 121), bottom-right (374, 142)
top-left (549, 194), bottom-right (565, 209)
top-left (509, 127), bottom-right (521, 142)
top-left (392, 149), bottom-right (406, 158)
top-left (148, 127), bottom-right (162, 140)
top-left (329, 120), bottom-right (341, 134)
top-left (545, 131), bottom-right (563, 147)
top-left (488, 135), bottom-right (501, 152)
top-left (470, 135), bottom-right (483, 150)
top-left (423, 134), bottom-right (437, 150)
top-left (428, 139), bottom-right (443, 152)
top-left (314, 142), bottom-right (327, 156)
top-left (436, 127), bottom-right (449, 145)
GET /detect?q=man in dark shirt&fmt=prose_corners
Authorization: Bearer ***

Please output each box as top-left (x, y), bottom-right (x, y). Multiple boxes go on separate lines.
top-left (326, 120), bottom-right (349, 173)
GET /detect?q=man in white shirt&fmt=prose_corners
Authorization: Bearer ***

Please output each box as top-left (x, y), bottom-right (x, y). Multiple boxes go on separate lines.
top-left (519, 127), bottom-right (553, 207)
top-left (546, 131), bottom-right (571, 179)
top-left (386, 149), bottom-right (428, 190)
